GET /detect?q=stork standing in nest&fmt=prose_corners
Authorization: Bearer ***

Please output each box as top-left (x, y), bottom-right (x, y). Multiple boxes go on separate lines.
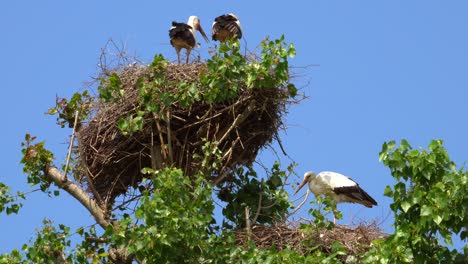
top-left (212, 13), bottom-right (243, 42)
top-left (169, 16), bottom-right (209, 64)
top-left (295, 171), bottom-right (377, 223)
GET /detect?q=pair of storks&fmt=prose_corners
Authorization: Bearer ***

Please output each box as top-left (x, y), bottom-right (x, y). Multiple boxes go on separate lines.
top-left (169, 14), bottom-right (242, 64)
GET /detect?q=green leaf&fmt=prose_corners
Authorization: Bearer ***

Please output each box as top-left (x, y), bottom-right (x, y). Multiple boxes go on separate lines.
top-left (287, 44), bottom-right (296, 58)
top-left (287, 84), bottom-right (297, 97)
top-left (400, 139), bottom-right (411, 150)
top-left (420, 205), bottom-right (432, 216)
top-left (383, 186), bottom-right (393, 197)
top-left (219, 43), bottom-right (230, 53)
top-left (433, 215), bottom-right (443, 225)
top-left (401, 201), bottom-right (411, 213)
top-left (428, 139), bottom-right (442, 151)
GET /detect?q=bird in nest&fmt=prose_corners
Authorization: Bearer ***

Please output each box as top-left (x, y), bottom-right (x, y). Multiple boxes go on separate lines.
top-left (169, 16), bottom-right (209, 64)
top-left (211, 13), bottom-right (243, 42)
top-left (295, 171), bottom-right (377, 223)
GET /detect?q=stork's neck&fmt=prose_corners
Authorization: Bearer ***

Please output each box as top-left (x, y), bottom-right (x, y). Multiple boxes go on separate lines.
top-left (187, 16), bottom-right (197, 31)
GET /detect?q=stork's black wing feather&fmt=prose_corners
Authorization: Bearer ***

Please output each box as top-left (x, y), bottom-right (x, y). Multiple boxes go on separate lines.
top-left (333, 185), bottom-right (378, 207)
top-left (212, 14), bottom-right (242, 41)
top-left (169, 22), bottom-right (192, 38)
top-left (169, 22), bottom-right (195, 48)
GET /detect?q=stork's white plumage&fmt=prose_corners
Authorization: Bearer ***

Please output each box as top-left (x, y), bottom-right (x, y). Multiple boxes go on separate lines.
top-left (169, 16), bottom-right (209, 64)
top-left (295, 171), bottom-right (377, 208)
top-left (212, 13), bottom-right (243, 42)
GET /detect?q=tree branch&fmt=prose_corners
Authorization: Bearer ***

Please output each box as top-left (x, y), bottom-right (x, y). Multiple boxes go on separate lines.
top-left (46, 166), bottom-right (110, 229)
top-left (245, 206), bottom-right (251, 240)
top-left (63, 110), bottom-right (79, 178)
top-left (286, 189), bottom-right (310, 219)
top-left (217, 100), bottom-right (255, 145)
top-left (251, 189), bottom-right (263, 225)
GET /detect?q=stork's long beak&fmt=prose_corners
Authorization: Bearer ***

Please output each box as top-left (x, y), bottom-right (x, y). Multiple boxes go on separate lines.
top-left (197, 24), bottom-right (209, 43)
top-left (294, 178), bottom-right (308, 195)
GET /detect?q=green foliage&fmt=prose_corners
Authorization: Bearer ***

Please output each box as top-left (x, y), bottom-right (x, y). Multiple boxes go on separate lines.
top-left (365, 139), bottom-right (468, 263)
top-left (176, 81), bottom-right (201, 108)
top-left (0, 182), bottom-right (24, 215)
top-left (22, 220), bottom-right (72, 263)
top-left (73, 226), bottom-right (108, 263)
top-left (257, 35), bottom-right (296, 90)
top-left (117, 110), bottom-right (145, 136)
top-left (201, 40), bottom-right (247, 102)
top-left (201, 36), bottom-right (297, 103)
top-left (20, 134), bottom-right (54, 192)
top-left (226, 241), bottom-right (347, 264)
top-left (219, 162), bottom-right (293, 229)
top-left (139, 54), bottom-right (173, 113)
top-left (106, 168), bottom-right (215, 263)
top-left (194, 139), bottom-right (223, 173)
top-left (306, 195), bottom-right (342, 230)
top-left (0, 249), bottom-right (22, 264)
top-left (46, 90), bottom-right (93, 128)
top-left (149, 54), bottom-right (169, 74)
top-left (98, 72), bottom-right (124, 102)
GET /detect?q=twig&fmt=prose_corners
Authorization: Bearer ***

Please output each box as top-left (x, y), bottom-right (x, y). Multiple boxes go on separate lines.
top-left (218, 101), bottom-right (255, 144)
top-left (251, 189), bottom-right (263, 225)
top-left (63, 111), bottom-right (79, 179)
top-left (153, 113), bottom-right (167, 161)
top-left (287, 190), bottom-right (310, 219)
top-left (84, 166), bottom-right (105, 208)
top-left (275, 131), bottom-right (289, 157)
top-left (166, 111), bottom-right (174, 165)
top-left (6, 188), bottom-right (41, 199)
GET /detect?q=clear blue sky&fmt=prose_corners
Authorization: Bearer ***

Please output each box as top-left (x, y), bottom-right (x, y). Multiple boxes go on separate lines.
top-left (1, 0), bottom-right (467, 253)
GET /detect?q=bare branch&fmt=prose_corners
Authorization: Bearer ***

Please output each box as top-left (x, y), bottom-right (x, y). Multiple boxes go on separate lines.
top-left (251, 190), bottom-right (263, 225)
top-left (287, 189), bottom-right (310, 219)
top-left (63, 110), bottom-right (79, 178)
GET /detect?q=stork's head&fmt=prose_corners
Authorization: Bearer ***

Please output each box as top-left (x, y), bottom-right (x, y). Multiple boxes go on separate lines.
top-left (294, 171), bottom-right (316, 195)
top-left (188, 16), bottom-right (209, 43)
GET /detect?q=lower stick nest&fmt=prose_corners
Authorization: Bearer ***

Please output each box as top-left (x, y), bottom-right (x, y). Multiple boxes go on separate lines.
top-left (77, 62), bottom-right (292, 206)
top-left (235, 222), bottom-right (388, 260)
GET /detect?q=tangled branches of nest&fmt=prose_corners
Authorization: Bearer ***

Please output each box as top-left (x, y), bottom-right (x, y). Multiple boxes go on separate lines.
top-left (235, 222), bottom-right (388, 260)
top-left (75, 40), bottom-right (299, 208)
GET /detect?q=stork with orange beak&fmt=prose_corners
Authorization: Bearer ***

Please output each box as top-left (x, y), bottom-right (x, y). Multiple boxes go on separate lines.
top-left (295, 171), bottom-right (377, 223)
top-left (169, 16), bottom-right (209, 64)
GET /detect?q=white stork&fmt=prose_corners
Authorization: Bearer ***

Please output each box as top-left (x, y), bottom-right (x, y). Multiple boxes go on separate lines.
top-left (295, 171), bottom-right (377, 223)
top-left (169, 16), bottom-right (209, 64)
top-left (211, 13), bottom-right (243, 42)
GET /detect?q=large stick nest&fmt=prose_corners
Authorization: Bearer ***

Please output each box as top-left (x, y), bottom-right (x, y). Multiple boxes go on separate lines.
top-left (235, 222), bottom-right (388, 261)
top-left (77, 62), bottom-right (293, 206)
